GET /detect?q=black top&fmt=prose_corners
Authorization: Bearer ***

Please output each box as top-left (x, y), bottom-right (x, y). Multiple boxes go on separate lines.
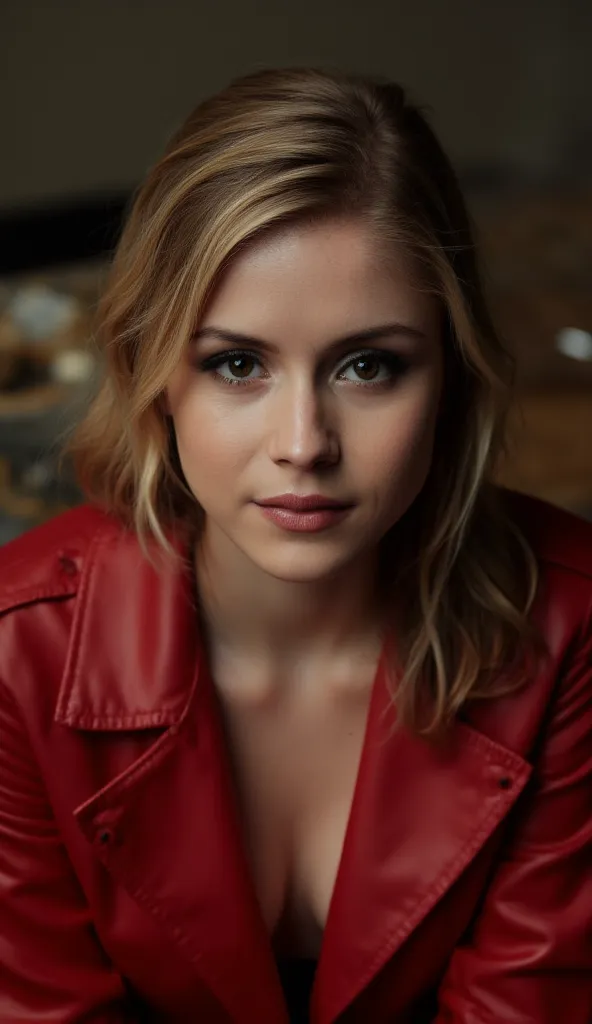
top-left (276, 958), bottom-right (318, 1023)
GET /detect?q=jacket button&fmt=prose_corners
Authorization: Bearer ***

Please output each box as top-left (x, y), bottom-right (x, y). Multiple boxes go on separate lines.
top-left (59, 555), bottom-right (78, 577)
top-left (498, 776), bottom-right (512, 790)
top-left (96, 827), bottom-right (115, 846)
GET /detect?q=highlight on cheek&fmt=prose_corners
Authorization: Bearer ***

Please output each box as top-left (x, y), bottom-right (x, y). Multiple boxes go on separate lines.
top-left (195, 348), bottom-right (412, 390)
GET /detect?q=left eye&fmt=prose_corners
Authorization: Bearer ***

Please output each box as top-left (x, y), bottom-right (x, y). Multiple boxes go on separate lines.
top-left (337, 352), bottom-right (403, 384)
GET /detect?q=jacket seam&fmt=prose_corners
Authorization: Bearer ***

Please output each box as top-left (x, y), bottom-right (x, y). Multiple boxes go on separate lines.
top-left (0, 583), bottom-right (77, 617)
top-left (436, 990), bottom-right (514, 1024)
top-left (62, 529), bottom-right (118, 721)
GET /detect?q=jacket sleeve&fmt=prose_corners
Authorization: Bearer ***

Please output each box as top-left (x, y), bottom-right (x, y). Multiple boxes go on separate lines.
top-left (435, 613), bottom-right (592, 1023)
top-left (0, 678), bottom-right (139, 1023)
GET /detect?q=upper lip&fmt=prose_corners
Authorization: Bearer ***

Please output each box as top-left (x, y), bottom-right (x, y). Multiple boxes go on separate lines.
top-left (256, 494), bottom-right (352, 511)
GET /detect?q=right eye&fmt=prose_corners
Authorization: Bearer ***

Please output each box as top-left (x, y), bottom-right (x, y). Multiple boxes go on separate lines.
top-left (198, 350), bottom-right (266, 386)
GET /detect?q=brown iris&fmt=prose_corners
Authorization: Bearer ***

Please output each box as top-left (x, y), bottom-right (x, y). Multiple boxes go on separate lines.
top-left (351, 356), bottom-right (380, 381)
top-left (228, 355), bottom-right (255, 378)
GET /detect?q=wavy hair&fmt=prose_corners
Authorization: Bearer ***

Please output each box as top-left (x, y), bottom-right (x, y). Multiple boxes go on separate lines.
top-left (69, 67), bottom-right (539, 733)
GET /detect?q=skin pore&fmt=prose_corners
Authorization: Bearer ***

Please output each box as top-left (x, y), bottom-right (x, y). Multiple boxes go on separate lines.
top-left (166, 217), bottom-right (443, 696)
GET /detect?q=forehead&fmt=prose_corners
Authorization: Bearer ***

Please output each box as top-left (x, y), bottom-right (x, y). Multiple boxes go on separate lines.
top-left (200, 218), bottom-right (438, 342)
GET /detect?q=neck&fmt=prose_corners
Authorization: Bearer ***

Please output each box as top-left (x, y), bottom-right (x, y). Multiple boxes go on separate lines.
top-left (194, 523), bottom-right (386, 677)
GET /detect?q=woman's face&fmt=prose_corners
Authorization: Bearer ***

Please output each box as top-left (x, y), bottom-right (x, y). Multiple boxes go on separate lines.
top-left (166, 218), bottom-right (443, 583)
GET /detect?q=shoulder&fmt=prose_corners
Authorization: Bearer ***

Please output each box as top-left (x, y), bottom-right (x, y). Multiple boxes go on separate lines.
top-left (0, 504), bottom-right (124, 615)
top-left (501, 492), bottom-right (592, 703)
top-left (503, 489), bottom-right (592, 586)
top-left (467, 492), bottom-right (592, 753)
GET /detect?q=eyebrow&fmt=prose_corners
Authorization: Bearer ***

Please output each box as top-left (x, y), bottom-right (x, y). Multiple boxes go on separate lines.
top-left (191, 322), bottom-right (428, 354)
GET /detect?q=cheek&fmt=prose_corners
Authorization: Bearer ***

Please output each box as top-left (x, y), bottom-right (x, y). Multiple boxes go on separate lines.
top-left (368, 378), bottom-right (440, 463)
top-left (373, 417), bottom-right (435, 484)
top-left (171, 392), bottom-right (253, 492)
top-left (356, 381), bottom-right (441, 513)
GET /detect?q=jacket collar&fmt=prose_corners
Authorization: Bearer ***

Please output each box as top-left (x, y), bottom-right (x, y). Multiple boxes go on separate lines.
top-left (55, 518), bottom-right (197, 730)
top-left (56, 519), bottom-right (533, 1023)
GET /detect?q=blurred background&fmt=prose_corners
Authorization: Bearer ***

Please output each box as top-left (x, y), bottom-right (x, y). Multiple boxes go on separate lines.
top-left (1, 0), bottom-right (591, 543)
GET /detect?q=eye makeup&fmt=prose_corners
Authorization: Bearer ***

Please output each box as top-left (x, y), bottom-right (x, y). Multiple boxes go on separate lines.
top-left (195, 347), bottom-right (410, 389)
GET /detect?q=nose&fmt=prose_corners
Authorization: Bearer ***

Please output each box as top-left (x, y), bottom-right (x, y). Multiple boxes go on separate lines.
top-left (267, 378), bottom-right (340, 470)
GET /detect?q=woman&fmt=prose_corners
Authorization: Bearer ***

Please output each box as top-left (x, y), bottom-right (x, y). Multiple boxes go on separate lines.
top-left (0, 68), bottom-right (590, 1024)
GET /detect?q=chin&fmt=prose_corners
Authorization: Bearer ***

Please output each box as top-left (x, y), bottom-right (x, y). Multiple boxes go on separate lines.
top-left (244, 542), bottom-right (366, 585)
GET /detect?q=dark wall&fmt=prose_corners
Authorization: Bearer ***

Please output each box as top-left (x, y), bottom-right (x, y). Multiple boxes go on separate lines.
top-left (2, 0), bottom-right (591, 213)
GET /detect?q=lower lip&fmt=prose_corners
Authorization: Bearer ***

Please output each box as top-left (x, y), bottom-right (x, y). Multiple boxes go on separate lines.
top-left (255, 504), bottom-right (352, 532)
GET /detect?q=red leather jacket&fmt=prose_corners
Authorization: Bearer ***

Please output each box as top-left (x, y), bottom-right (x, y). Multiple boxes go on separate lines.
top-left (0, 494), bottom-right (591, 1023)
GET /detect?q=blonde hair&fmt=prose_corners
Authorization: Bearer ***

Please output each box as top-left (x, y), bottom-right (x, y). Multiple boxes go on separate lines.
top-left (69, 67), bottom-right (539, 733)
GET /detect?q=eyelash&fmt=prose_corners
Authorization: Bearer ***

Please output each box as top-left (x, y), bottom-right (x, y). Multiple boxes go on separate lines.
top-left (196, 348), bottom-right (409, 389)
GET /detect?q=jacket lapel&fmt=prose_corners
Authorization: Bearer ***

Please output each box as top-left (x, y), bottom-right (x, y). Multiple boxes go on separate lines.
top-left (312, 654), bottom-right (533, 1023)
top-left (55, 521), bottom-right (288, 1023)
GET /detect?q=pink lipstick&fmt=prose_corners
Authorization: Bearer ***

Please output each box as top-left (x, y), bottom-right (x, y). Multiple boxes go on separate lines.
top-left (254, 494), bottom-right (353, 533)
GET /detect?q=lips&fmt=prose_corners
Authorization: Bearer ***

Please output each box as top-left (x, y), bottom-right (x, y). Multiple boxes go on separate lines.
top-left (255, 494), bottom-right (352, 512)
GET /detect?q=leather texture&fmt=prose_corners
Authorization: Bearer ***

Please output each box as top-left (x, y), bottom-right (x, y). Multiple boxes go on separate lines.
top-left (0, 492), bottom-right (591, 1023)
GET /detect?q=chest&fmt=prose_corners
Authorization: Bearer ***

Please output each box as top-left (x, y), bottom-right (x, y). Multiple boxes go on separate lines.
top-left (214, 676), bottom-right (372, 958)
